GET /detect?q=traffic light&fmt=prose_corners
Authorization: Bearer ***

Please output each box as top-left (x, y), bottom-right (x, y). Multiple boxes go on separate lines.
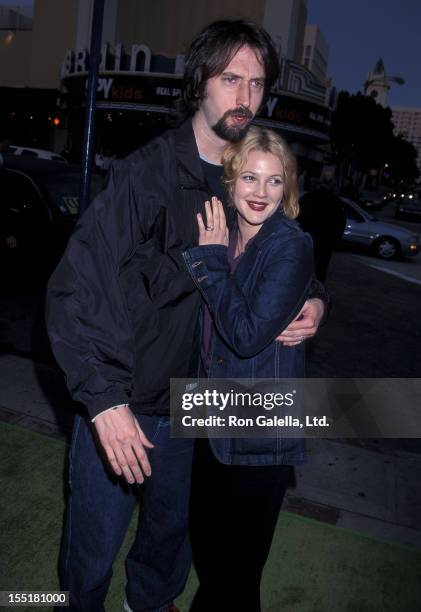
top-left (49, 113), bottom-right (65, 127)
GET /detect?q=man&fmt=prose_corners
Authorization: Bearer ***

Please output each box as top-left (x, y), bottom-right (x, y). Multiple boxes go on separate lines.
top-left (46, 19), bottom-right (326, 612)
top-left (299, 170), bottom-right (347, 281)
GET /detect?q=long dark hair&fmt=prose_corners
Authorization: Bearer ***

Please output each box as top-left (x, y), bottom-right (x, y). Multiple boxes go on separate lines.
top-left (181, 19), bottom-right (279, 117)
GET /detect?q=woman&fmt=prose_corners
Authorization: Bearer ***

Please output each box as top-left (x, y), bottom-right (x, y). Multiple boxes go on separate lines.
top-left (183, 126), bottom-right (314, 612)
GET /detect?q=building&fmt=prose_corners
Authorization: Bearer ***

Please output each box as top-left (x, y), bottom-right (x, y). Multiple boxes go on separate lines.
top-left (0, 6), bottom-right (33, 88)
top-left (1, 0), bottom-right (310, 90)
top-left (0, 5), bottom-right (64, 151)
top-left (364, 59), bottom-right (390, 107)
top-left (301, 24), bottom-right (329, 84)
top-left (1, 0), bottom-right (331, 172)
top-left (364, 59), bottom-right (404, 108)
top-left (0, 5), bottom-right (32, 29)
top-left (391, 106), bottom-right (421, 170)
top-left (262, 0), bottom-right (307, 64)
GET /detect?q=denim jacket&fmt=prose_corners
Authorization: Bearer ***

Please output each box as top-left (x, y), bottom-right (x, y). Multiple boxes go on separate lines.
top-left (183, 210), bottom-right (314, 466)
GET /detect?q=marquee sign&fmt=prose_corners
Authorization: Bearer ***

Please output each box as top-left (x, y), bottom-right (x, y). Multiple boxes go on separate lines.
top-left (61, 42), bottom-right (332, 107)
top-left (62, 72), bottom-right (331, 141)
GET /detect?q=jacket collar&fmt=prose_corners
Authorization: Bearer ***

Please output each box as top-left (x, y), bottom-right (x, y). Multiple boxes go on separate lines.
top-left (245, 209), bottom-right (293, 251)
top-left (173, 119), bottom-right (206, 189)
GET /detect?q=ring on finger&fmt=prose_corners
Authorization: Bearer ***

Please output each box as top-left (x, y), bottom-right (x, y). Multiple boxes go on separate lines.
top-left (206, 225), bottom-right (214, 231)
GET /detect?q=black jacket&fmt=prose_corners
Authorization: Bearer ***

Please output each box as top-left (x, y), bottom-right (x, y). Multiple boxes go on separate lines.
top-left (46, 120), bottom-right (328, 419)
top-left (46, 120), bottom-right (215, 418)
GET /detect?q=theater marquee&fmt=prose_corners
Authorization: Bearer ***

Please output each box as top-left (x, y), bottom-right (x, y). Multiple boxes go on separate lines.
top-left (61, 42), bottom-right (333, 143)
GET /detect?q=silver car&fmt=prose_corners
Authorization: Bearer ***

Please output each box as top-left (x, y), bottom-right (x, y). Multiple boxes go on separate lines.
top-left (341, 199), bottom-right (419, 259)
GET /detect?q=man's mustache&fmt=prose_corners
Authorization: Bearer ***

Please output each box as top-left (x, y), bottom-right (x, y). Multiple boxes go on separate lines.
top-left (222, 107), bottom-right (254, 120)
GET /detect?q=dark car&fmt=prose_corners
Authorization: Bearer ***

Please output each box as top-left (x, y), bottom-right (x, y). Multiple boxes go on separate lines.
top-left (358, 189), bottom-right (389, 211)
top-left (394, 188), bottom-right (421, 222)
top-left (1, 156), bottom-right (105, 288)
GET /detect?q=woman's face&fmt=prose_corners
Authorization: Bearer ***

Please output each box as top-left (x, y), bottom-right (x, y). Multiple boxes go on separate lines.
top-left (232, 150), bottom-right (284, 228)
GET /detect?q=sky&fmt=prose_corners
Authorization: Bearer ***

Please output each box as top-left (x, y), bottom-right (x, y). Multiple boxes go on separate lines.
top-left (1, 0), bottom-right (420, 108)
top-left (308, 0), bottom-right (421, 108)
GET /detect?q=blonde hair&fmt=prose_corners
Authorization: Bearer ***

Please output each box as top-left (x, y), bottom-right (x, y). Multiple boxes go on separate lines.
top-left (222, 126), bottom-right (299, 219)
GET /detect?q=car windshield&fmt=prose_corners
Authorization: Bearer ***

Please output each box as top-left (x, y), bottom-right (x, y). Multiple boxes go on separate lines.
top-left (350, 200), bottom-right (376, 221)
top-left (44, 174), bottom-right (105, 216)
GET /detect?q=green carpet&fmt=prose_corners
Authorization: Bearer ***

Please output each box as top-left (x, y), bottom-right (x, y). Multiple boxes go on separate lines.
top-left (0, 421), bottom-right (420, 612)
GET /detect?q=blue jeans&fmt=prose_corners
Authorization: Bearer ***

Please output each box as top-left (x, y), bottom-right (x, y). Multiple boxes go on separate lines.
top-left (58, 414), bottom-right (194, 612)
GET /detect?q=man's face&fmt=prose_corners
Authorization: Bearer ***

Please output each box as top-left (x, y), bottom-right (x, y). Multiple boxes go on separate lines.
top-left (199, 45), bottom-right (266, 142)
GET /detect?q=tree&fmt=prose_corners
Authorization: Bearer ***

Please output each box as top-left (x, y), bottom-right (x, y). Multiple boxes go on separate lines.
top-left (330, 92), bottom-right (394, 189)
top-left (386, 136), bottom-right (419, 184)
top-left (329, 91), bottom-right (418, 190)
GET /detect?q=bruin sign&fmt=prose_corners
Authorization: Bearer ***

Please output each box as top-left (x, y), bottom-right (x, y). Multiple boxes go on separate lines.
top-left (61, 42), bottom-right (332, 107)
top-left (61, 43), bottom-right (184, 77)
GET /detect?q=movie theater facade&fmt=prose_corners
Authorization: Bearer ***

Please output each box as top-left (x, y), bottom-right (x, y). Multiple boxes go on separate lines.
top-left (61, 41), bottom-right (334, 170)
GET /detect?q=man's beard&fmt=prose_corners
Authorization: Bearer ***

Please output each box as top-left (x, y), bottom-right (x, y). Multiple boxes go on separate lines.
top-left (212, 107), bottom-right (253, 142)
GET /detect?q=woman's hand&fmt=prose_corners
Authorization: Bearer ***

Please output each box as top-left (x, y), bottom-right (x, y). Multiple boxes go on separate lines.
top-left (197, 197), bottom-right (229, 247)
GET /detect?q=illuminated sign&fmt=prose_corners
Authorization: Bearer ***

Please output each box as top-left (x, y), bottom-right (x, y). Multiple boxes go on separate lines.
top-left (63, 73), bottom-right (331, 140)
top-left (61, 42), bottom-right (332, 106)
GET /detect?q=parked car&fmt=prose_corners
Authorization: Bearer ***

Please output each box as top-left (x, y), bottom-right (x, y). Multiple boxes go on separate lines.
top-left (340, 198), bottom-right (419, 259)
top-left (8, 145), bottom-right (67, 163)
top-left (394, 189), bottom-right (421, 222)
top-left (1, 156), bottom-right (104, 286)
top-left (358, 189), bottom-right (388, 211)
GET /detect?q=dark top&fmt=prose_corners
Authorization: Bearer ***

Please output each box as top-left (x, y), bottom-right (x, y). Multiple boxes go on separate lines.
top-left (200, 157), bottom-right (226, 204)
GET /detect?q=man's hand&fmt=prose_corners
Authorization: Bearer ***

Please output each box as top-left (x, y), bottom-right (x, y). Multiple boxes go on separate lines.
top-left (277, 298), bottom-right (325, 346)
top-left (93, 405), bottom-right (154, 484)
